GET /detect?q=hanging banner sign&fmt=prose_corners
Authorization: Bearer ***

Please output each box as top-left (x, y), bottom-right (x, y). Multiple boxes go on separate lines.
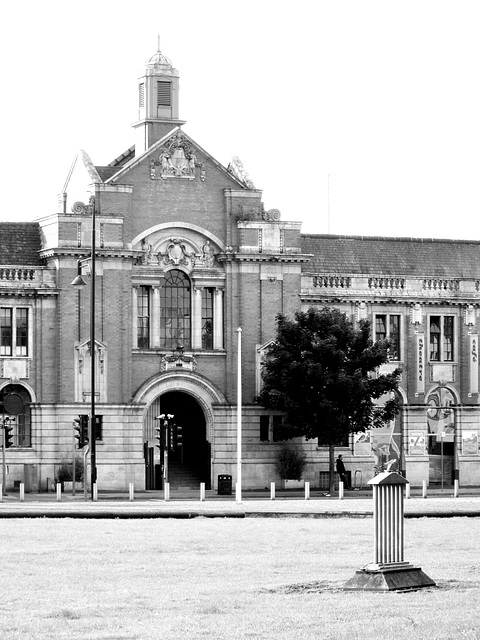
top-left (469, 334), bottom-right (479, 395)
top-left (416, 333), bottom-right (425, 395)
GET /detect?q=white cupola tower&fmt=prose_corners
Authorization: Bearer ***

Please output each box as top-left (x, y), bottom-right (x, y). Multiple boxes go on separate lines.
top-left (133, 40), bottom-right (186, 156)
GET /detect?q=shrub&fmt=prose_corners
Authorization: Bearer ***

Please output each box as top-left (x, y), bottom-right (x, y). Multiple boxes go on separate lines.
top-left (275, 446), bottom-right (307, 480)
top-left (56, 459), bottom-right (84, 483)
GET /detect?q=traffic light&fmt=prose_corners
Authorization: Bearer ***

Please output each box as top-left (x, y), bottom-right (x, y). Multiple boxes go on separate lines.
top-left (169, 424), bottom-right (175, 451)
top-left (93, 415), bottom-right (103, 441)
top-left (4, 425), bottom-right (14, 449)
top-left (154, 416), bottom-right (166, 450)
top-left (175, 424), bottom-right (183, 449)
top-left (73, 415), bottom-right (88, 449)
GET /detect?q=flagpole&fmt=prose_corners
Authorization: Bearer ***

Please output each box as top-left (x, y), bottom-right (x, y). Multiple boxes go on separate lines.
top-left (236, 327), bottom-right (242, 503)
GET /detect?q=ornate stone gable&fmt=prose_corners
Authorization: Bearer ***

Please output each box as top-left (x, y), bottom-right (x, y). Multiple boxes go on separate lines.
top-left (149, 130), bottom-right (206, 181)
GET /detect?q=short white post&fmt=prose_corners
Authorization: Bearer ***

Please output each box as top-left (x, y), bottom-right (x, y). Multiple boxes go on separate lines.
top-left (339, 481), bottom-right (344, 500)
top-left (270, 482), bottom-right (275, 500)
top-left (235, 482), bottom-right (242, 504)
top-left (93, 483), bottom-right (98, 501)
top-left (454, 479), bottom-right (459, 498)
top-left (56, 483), bottom-right (62, 501)
top-left (164, 482), bottom-right (170, 501)
top-left (305, 481), bottom-right (310, 500)
top-left (200, 482), bottom-right (205, 501)
top-left (19, 483), bottom-right (25, 502)
top-left (405, 483), bottom-right (410, 499)
top-left (129, 482), bottom-right (134, 502)
top-left (422, 479), bottom-right (427, 499)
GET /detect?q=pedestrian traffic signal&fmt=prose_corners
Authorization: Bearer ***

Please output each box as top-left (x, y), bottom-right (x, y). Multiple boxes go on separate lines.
top-left (73, 415), bottom-right (88, 449)
top-left (4, 425), bottom-right (14, 449)
top-left (175, 424), bottom-right (183, 448)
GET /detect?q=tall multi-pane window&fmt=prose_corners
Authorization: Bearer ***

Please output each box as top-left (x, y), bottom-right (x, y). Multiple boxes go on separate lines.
top-left (0, 308), bottom-right (12, 356)
top-left (374, 314), bottom-right (401, 360)
top-left (139, 83), bottom-right (145, 107)
top-left (160, 270), bottom-right (191, 349)
top-left (202, 288), bottom-right (214, 350)
top-left (429, 316), bottom-right (454, 361)
top-left (137, 286), bottom-right (150, 349)
top-left (1, 308), bottom-right (28, 356)
top-left (16, 309), bottom-right (28, 356)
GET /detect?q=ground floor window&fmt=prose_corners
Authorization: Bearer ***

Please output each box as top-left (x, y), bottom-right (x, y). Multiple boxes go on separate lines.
top-left (0, 384), bottom-right (32, 447)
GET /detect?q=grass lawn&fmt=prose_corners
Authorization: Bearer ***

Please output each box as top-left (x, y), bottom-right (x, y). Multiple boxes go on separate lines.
top-left (0, 516), bottom-right (479, 639)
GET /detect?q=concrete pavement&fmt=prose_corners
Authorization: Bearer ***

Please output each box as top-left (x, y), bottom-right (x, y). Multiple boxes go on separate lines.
top-left (1, 486), bottom-right (480, 518)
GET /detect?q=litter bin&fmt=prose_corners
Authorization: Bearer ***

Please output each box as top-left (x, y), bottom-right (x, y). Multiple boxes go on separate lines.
top-left (218, 474), bottom-right (232, 495)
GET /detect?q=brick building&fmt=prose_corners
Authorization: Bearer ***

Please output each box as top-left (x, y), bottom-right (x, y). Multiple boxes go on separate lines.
top-left (1, 47), bottom-right (480, 491)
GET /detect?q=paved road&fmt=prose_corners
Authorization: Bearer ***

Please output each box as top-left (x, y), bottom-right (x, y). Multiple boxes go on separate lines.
top-left (1, 488), bottom-right (479, 518)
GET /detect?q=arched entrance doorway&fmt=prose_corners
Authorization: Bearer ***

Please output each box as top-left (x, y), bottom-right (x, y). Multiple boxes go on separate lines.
top-left (426, 386), bottom-right (455, 485)
top-left (144, 391), bottom-right (210, 490)
top-left (135, 370), bottom-right (226, 492)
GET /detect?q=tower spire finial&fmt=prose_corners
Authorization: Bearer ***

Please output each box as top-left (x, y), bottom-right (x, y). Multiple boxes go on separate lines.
top-left (157, 34), bottom-right (161, 52)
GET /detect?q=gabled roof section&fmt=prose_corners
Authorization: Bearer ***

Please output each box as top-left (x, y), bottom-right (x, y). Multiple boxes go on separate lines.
top-left (104, 128), bottom-right (249, 189)
top-left (95, 146), bottom-right (136, 182)
top-left (108, 146), bottom-right (136, 168)
top-left (301, 233), bottom-right (480, 278)
top-left (0, 223), bottom-right (44, 266)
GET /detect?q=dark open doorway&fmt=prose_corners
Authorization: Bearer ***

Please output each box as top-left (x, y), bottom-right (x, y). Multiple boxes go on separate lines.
top-left (145, 391), bottom-right (211, 490)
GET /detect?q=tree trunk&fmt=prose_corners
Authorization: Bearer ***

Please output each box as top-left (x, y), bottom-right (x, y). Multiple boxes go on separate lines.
top-left (328, 444), bottom-right (335, 494)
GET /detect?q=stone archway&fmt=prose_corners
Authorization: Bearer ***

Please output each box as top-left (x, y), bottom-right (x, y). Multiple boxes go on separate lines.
top-left (133, 372), bottom-right (226, 490)
top-left (426, 385), bottom-right (457, 485)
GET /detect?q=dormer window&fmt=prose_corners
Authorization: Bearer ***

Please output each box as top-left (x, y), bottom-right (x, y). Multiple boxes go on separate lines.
top-left (157, 81), bottom-right (172, 107)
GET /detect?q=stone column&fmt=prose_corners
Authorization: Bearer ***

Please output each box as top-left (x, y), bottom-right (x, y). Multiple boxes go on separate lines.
top-left (132, 286), bottom-right (138, 348)
top-left (192, 287), bottom-right (203, 349)
top-left (214, 288), bottom-right (224, 350)
top-left (152, 286), bottom-right (161, 348)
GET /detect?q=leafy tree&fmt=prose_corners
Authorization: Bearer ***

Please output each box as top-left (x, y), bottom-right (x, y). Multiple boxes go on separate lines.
top-left (257, 307), bottom-right (400, 492)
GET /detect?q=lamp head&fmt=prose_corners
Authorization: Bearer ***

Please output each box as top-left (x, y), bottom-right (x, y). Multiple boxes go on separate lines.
top-left (71, 274), bottom-right (88, 289)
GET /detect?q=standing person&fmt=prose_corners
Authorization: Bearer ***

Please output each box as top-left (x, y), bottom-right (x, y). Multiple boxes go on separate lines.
top-left (336, 454), bottom-right (350, 489)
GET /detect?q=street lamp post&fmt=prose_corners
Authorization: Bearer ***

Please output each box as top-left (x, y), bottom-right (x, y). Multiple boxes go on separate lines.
top-left (71, 195), bottom-right (97, 499)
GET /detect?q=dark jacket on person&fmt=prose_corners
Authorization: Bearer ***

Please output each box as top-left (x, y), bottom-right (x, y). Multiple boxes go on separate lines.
top-left (336, 457), bottom-right (346, 475)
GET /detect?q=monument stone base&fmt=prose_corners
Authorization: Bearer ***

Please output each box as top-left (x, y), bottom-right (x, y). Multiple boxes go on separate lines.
top-left (343, 562), bottom-right (436, 592)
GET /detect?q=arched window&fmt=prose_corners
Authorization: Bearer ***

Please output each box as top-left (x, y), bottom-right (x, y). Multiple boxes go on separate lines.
top-left (0, 384), bottom-right (32, 447)
top-left (160, 269), bottom-right (191, 349)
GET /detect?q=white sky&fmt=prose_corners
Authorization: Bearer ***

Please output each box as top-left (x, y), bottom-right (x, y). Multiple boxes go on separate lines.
top-left (1, 0), bottom-right (480, 239)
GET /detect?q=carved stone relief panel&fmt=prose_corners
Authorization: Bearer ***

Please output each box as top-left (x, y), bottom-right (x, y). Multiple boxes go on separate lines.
top-left (150, 131), bottom-right (205, 181)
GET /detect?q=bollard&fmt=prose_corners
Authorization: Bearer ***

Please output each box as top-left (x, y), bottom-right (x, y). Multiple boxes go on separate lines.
top-left (93, 483), bottom-right (98, 502)
top-left (19, 483), bottom-right (25, 502)
top-left (129, 482), bottom-right (134, 502)
top-left (422, 479), bottom-right (427, 499)
top-left (305, 481), bottom-right (310, 500)
top-left (164, 482), bottom-right (170, 501)
top-left (200, 482), bottom-right (205, 502)
top-left (344, 471), bottom-right (435, 591)
top-left (405, 483), bottom-right (410, 500)
top-left (270, 482), bottom-right (275, 500)
top-left (339, 481), bottom-right (344, 500)
top-left (56, 483), bottom-right (62, 502)
top-left (454, 479), bottom-right (459, 498)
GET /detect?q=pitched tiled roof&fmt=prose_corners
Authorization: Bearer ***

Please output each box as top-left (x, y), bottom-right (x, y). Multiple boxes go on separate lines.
top-left (300, 234), bottom-right (480, 278)
top-left (95, 166), bottom-right (121, 181)
top-left (0, 223), bottom-right (44, 266)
